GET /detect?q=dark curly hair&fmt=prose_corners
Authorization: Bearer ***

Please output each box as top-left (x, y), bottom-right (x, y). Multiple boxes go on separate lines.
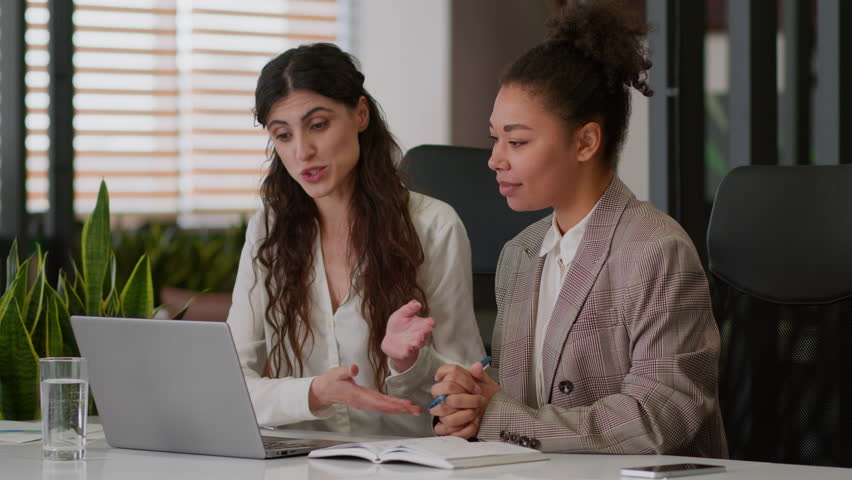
top-left (253, 43), bottom-right (428, 390)
top-left (503, 0), bottom-right (652, 168)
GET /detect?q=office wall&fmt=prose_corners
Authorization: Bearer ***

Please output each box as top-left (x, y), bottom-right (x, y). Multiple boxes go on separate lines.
top-left (351, 1), bottom-right (651, 201)
top-left (448, 0), bottom-right (550, 149)
top-left (350, 0), bottom-right (451, 152)
top-left (620, 90), bottom-right (650, 201)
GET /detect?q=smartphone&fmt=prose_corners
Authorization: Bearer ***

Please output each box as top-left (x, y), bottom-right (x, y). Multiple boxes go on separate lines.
top-left (619, 463), bottom-right (726, 478)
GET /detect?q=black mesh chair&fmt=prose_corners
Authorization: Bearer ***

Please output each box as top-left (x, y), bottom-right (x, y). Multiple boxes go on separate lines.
top-left (706, 165), bottom-right (852, 467)
top-left (401, 145), bottom-right (550, 354)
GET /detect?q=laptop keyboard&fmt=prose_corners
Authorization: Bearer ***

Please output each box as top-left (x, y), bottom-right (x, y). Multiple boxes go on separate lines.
top-left (261, 436), bottom-right (318, 451)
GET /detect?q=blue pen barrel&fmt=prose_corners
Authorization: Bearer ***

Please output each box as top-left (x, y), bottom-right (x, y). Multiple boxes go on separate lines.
top-left (429, 356), bottom-right (491, 410)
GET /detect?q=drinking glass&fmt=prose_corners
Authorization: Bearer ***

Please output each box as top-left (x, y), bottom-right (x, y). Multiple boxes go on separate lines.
top-left (40, 357), bottom-right (89, 461)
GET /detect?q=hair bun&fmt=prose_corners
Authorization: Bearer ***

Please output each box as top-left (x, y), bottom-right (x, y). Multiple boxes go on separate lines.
top-left (546, 0), bottom-right (652, 96)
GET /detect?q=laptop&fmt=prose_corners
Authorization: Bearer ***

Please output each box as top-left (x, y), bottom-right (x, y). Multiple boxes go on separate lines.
top-left (70, 316), bottom-right (344, 459)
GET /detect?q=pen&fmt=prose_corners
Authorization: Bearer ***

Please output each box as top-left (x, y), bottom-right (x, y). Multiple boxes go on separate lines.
top-left (0, 430), bottom-right (41, 434)
top-left (429, 355), bottom-right (492, 410)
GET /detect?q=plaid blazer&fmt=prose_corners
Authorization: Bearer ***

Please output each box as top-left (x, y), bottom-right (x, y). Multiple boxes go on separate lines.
top-left (478, 177), bottom-right (728, 457)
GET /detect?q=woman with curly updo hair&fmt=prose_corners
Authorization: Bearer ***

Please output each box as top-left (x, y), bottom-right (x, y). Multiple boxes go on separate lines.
top-left (227, 43), bottom-right (485, 435)
top-left (431, 0), bottom-right (727, 457)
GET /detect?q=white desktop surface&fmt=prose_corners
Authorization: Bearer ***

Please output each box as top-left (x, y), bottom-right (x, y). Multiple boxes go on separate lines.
top-left (1, 422), bottom-right (849, 480)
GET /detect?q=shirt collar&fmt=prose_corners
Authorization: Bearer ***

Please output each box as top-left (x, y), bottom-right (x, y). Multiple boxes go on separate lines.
top-left (538, 215), bottom-right (564, 258)
top-left (538, 200), bottom-right (599, 259)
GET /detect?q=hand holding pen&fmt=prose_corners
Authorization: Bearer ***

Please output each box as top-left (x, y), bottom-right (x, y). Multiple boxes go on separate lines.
top-left (429, 356), bottom-right (500, 439)
top-left (429, 356), bottom-right (491, 409)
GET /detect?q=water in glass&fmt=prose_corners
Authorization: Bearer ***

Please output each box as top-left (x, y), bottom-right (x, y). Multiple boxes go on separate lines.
top-left (41, 378), bottom-right (89, 461)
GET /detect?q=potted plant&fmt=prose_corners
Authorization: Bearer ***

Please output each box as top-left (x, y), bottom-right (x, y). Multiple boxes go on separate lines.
top-left (0, 181), bottom-right (158, 420)
top-left (112, 219), bottom-right (246, 322)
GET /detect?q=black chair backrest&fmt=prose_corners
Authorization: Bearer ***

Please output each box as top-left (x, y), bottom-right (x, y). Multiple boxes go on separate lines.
top-left (707, 165), bottom-right (852, 467)
top-left (401, 145), bottom-right (550, 353)
top-left (402, 145), bottom-right (550, 274)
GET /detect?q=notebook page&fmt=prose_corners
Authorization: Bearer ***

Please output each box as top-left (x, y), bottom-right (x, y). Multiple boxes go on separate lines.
top-left (381, 436), bottom-right (537, 459)
top-left (311, 440), bottom-right (386, 459)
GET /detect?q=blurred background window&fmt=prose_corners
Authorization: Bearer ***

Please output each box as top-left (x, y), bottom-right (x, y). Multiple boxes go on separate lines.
top-left (24, 0), bottom-right (345, 227)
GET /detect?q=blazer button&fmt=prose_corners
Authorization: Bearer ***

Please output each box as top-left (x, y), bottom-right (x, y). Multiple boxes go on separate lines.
top-left (500, 430), bottom-right (509, 441)
top-left (519, 436), bottom-right (530, 447)
top-left (558, 380), bottom-right (574, 394)
top-left (509, 432), bottom-right (520, 444)
top-left (530, 438), bottom-right (541, 450)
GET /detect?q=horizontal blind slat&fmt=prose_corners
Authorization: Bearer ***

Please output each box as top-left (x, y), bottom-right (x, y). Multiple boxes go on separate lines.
top-left (29, 108), bottom-right (178, 116)
top-left (191, 48), bottom-right (291, 57)
top-left (24, 3), bottom-right (179, 16)
top-left (28, 170), bottom-right (180, 179)
top-left (192, 149), bottom-right (267, 156)
top-left (28, 129), bottom-right (179, 137)
top-left (192, 28), bottom-right (334, 41)
top-left (28, 45), bottom-right (178, 55)
top-left (24, 0), bottom-right (341, 219)
top-left (28, 87), bottom-right (178, 96)
top-left (192, 8), bottom-right (335, 22)
top-left (29, 66), bottom-right (178, 76)
top-left (28, 24), bottom-right (178, 35)
top-left (28, 151), bottom-right (180, 158)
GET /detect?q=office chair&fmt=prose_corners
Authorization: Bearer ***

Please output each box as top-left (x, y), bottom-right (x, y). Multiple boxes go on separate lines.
top-left (401, 145), bottom-right (550, 355)
top-left (706, 165), bottom-right (852, 467)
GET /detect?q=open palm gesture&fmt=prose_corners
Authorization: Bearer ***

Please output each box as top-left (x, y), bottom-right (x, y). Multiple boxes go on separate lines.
top-left (311, 365), bottom-right (421, 415)
top-left (382, 300), bottom-right (435, 372)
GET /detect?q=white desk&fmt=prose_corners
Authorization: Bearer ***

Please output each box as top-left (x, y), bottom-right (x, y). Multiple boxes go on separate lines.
top-left (2, 425), bottom-right (849, 480)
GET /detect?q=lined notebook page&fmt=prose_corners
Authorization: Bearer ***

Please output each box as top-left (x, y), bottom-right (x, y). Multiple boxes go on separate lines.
top-left (376, 436), bottom-right (537, 459)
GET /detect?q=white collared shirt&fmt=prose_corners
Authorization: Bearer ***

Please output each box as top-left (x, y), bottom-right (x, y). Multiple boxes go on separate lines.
top-left (227, 192), bottom-right (485, 436)
top-left (533, 203), bottom-right (597, 406)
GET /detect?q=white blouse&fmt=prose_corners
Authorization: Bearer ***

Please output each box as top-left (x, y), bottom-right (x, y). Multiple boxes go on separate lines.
top-left (226, 192), bottom-right (486, 436)
top-left (533, 203), bottom-right (597, 406)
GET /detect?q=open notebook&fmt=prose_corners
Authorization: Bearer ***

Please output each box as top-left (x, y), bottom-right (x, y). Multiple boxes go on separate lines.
top-left (307, 436), bottom-right (547, 470)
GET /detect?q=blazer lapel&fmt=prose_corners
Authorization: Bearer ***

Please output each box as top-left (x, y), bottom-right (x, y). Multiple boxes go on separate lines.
top-left (540, 177), bottom-right (633, 402)
top-left (498, 219), bottom-right (549, 407)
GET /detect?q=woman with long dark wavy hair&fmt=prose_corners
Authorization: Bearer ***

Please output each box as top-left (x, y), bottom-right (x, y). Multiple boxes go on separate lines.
top-left (226, 43), bottom-right (485, 435)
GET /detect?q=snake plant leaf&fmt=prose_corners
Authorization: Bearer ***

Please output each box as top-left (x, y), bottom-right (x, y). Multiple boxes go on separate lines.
top-left (67, 258), bottom-right (86, 317)
top-left (46, 285), bottom-right (79, 357)
top-left (104, 286), bottom-right (121, 318)
top-left (103, 253), bottom-right (121, 317)
top-left (31, 289), bottom-right (64, 359)
top-left (46, 295), bottom-right (64, 357)
top-left (70, 257), bottom-right (85, 292)
top-left (0, 293), bottom-right (40, 420)
top-left (170, 293), bottom-right (200, 321)
top-left (108, 252), bottom-right (117, 302)
top-left (81, 180), bottom-right (111, 315)
top-left (29, 293), bottom-right (47, 359)
top-left (63, 262), bottom-right (86, 317)
top-left (56, 272), bottom-right (69, 309)
top-left (5, 239), bottom-right (19, 293)
top-left (25, 251), bottom-right (47, 334)
top-left (0, 294), bottom-right (16, 420)
top-left (29, 307), bottom-right (47, 359)
top-left (66, 280), bottom-right (85, 318)
top-left (0, 287), bottom-right (10, 316)
top-left (120, 255), bottom-right (153, 319)
top-left (10, 257), bottom-right (31, 322)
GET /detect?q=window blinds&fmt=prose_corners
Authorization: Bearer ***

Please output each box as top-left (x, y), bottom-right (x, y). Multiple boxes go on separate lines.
top-left (25, 0), bottom-right (341, 224)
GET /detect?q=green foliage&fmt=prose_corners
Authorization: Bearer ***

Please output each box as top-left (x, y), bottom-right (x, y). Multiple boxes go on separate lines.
top-left (81, 182), bottom-right (112, 316)
top-left (111, 217), bottom-right (246, 302)
top-left (120, 255), bottom-right (154, 319)
top-left (0, 180), bottom-right (157, 420)
top-left (0, 265), bottom-right (40, 420)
